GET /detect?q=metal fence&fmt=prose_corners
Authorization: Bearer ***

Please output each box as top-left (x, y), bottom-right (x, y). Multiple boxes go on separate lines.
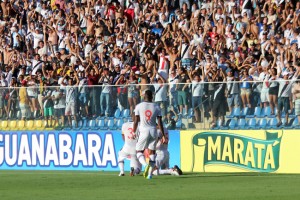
top-left (0, 80), bottom-right (299, 130)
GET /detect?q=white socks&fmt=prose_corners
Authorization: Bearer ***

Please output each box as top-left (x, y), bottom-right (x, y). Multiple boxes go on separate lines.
top-left (153, 169), bottom-right (173, 175)
top-left (118, 161), bottom-right (124, 174)
top-left (137, 152), bottom-right (147, 166)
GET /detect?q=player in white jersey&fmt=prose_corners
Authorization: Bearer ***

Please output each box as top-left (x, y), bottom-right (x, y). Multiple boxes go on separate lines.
top-left (133, 90), bottom-right (167, 179)
top-left (118, 118), bottom-right (141, 176)
top-left (155, 126), bottom-right (170, 170)
top-left (152, 126), bottom-right (183, 176)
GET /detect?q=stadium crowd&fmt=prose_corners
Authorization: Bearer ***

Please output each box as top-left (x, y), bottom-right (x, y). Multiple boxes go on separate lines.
top-left (0, 0), bottom-right (300, 128)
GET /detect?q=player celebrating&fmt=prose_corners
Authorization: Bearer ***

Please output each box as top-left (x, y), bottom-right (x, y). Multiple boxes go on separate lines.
top-left (118, 115), bottom-right (141, 176)
top-left (152, 125), bottom-right (183, 176)
top-left (155, 125), bottom-right (170, 173)
top-left (152, 165), bottom-right (183, 176)
top-left (133, 90), bottom-right (167, 179)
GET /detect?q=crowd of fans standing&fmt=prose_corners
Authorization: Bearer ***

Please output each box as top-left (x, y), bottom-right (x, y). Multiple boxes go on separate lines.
top-left (0, 0), bottom-right (300, 128)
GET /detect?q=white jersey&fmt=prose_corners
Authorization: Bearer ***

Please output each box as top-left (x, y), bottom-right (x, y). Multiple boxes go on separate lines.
top-left (121, 122), bottom-right (138, 155)
top-left (156, 127), bottom-right (168, 152)
top-left (135, 102), bottom-right (161, 129)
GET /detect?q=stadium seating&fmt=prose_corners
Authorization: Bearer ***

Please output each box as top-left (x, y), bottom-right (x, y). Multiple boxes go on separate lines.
top-left (228, 119), bottom-right (237, 129)
top-left (247, 107), bottom-right (261, 118)
top-left (258, 106), bottom-right (271, 118)
top-left (81, 119), bottom-right (88, 130)
top-left (236, 119), bottom-right (246, 129)
top-left (122, 109), bottom-right (130, 118)
top-left (246, 118), bottom-right (257, 129)
top-left (17, 120), bottom-right (25, 130)
top-left (34, 120), bottom-right (44, 130)
top-left (107, 119), bottom-right (116, 130)
top-left (9, 120), bottom-right (17, 129)
top-left (89, 119), bottom-right (98, 130)
top-left (175, 119), bottom-right (182, 130)
top-left (288, 118), bottom-right (299, 129)
top-left (226, 107), bottom-right (240, 118)
top-left (114, 109), bottom-right (121, 119)
top-left (267, 118), bottom-right (278, 129)
top-left (257, 119), bottom-right (267, 129)
top-left (97, 119), bottom-right (107, 130)
top-left (240, 107), bottom-right (249, 118)
top-left (116, 119), bottom-right (124, 130)
top-left (72, 120), bottom-right (83, 130)
top-left (25, 120), bottom-right (34, 130)
top-left (211, 120), bottom-right (223, 130)
top-left (270, 108), bottom-right (277, 118)
top-left (1, 120), bottom-right (8, 130)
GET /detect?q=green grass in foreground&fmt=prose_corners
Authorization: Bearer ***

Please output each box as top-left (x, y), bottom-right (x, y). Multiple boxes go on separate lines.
top-left (0, 171), bottom-right (300, 200)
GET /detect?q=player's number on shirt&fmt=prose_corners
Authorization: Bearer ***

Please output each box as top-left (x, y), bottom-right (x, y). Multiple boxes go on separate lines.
top-left (145, 110), bottom-right (153, 121)
top-left (127, 128), bottom-right (135, 140)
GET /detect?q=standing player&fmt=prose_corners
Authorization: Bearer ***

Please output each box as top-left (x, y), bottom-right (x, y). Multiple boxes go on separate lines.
top-left (133, 90), bottom-right (167, 179)
top-left (118, 115), bottom-right (141, 176)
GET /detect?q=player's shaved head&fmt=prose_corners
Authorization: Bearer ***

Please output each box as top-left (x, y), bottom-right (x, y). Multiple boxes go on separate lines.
top-left (144, 90), bottom-right (153, 102)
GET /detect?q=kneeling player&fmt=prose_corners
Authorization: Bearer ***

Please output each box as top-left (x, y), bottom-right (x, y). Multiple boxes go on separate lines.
top-left (118, 117), bottom-right (141, 176)
top-left (152, 125), bottom-right (182, 176)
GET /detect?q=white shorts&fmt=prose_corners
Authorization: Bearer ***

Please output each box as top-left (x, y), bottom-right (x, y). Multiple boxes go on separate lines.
top-left (260, 90), bottom-right (269, 103)
top-left (65, 102), bottom-right (76, 116)
top-left (19, 103), bottom-right (30, 118)
top-left (118, 149), bottom-right (140, 169)
top-left (156, 150), bottom-right (169, 169)
top-left (136, 127), bottom-right (158, 151)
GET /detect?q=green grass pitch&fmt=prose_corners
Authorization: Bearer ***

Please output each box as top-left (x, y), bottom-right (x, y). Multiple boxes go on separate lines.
top-left (0, 171), bottom-right (300, 200)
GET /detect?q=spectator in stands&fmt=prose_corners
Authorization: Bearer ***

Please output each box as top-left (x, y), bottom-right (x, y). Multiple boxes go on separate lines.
top-left (62, 72), bottom-right (79, 127)
top-left (19, 80), bottom-right (30, 120)
top-left (42, 79), bottom-right (55, 128)
top-left (0, 0), bottom-right (299, 130)
top-left (52, 86), bottom-right (66, 128)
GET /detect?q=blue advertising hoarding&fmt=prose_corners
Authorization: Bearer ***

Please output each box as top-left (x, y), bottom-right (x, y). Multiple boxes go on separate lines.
top-left (0, 130), bottom-right (180, 171)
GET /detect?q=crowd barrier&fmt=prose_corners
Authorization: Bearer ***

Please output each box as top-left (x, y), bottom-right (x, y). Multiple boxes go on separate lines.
top-left (0, 81), bottom-right (299, 131)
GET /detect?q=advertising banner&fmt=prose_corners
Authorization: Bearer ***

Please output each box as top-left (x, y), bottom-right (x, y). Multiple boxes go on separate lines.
top-left (181, 130), bottom-right (300, 173)
top-left (0, 130), bottom-right (180, 171)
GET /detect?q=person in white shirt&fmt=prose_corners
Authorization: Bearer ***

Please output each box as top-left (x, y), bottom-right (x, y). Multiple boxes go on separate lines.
top-left (188, 66), bottom-right (205, 123)
top-left (153, 71), bottom-right (168, 121)
top-left (152, 126), bottom-right (182, 176)
top-left (61, 72), bottom-right (79, 128)
top-left (277, 70), bottom-right (299, 127)
top-left (52, 87), bottom-right (66, 128)
top-left (158, 48), bottom-right (169, 80)
top-left (118, 117), bottom-right (141, 176)
top-left (32, 28), bottom-right (44, 49)
top-left (133, 90), bottom-right (167, 179)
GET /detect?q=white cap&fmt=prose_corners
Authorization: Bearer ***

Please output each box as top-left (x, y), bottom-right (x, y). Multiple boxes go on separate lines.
top-left (282, 71), bottom-right (289, 76)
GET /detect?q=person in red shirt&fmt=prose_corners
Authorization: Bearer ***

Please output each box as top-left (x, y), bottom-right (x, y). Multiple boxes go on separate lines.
top-left (86, 62), bottom-right (100, 117)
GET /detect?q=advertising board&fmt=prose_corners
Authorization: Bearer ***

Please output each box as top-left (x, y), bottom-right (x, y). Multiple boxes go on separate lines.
top-left (180, 130), bottom-right (300, 173)
top-left (0, 130), bottom-right (180, 171)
